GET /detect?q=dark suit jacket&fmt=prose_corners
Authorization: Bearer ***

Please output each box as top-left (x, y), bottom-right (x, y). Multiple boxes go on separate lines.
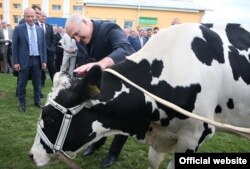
top-left (12, 23), bottom-right (47, 69)
top-left (44, 23), bottom-right (54, 53)
top-left (128, 36), bottom-right (147, 52)
top-left (53, 33), bottom-right (63, 55)
top-left (85, 20), bottom-right (135, 63)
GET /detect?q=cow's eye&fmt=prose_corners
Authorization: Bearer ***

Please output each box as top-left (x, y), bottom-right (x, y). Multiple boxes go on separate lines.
top-left (44, 117), bottom-right (54, 126)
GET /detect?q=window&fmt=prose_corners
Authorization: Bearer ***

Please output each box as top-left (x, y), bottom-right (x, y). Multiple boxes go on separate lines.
top-left (13, 15), bottom-right (22, 24)
top-left (52, 5), bottom-right (61, 11)
top-left (73, 5), bottom-right (83, 11)
top-left (124, 20), bottom-right (133, 28)
top-left (13, 3), bottom-right (22, 9)
top-left (139, 17), bottom-right (157, 26)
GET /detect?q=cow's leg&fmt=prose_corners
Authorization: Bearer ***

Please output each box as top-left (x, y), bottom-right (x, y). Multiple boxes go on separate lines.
top-left (166, 122), bottom-right (215, 169)
top-left (148, 146), bottom-right (165, 169)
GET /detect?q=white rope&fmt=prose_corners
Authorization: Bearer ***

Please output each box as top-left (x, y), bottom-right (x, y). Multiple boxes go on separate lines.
top-left (104, 68), bottom-right (250, 135)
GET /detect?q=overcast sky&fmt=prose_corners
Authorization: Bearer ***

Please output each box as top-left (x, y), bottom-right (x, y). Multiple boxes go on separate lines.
top-left (199, 0), bottom-right (250, 24)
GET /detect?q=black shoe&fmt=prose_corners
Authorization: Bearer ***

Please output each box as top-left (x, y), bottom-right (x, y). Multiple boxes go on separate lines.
top-left (19, 105), bottom-right (26, 112)
top-left (34, 103), bottom-right (42, 108)
top-left (101, 155), bottom-right (118, 168)
top-left (83, 144), bottom-right (97, 157)
top-left (40, 93), bottom-right (44, 98)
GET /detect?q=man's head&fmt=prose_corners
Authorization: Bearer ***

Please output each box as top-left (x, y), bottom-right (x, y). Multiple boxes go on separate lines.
top-left (32, 5), bottom-right (42, 21)
top-left (138, 29), bottom-right (144, 37)
top-left (123, 28), bottom-right (131, 38)
top-left (39, 11), bottom-right (47, 24)
top-left (24, 8), bottom-right (36, 26)
top-left (65, 14), bottom-right (93, 45)
top-left (57, 26), bottom-right (64, 34)
top-left (147, 28), bottom-right (153, 38)
top-left (153, 27), bottom-right (159, 34)
top-left (1, 20), bottom-right (8, 29)
top-left (171, 18), bottom-right (181, 25)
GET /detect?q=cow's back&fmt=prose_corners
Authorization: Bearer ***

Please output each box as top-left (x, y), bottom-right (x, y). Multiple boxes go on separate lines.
top-left (125, 23), bottom-right (250, 128)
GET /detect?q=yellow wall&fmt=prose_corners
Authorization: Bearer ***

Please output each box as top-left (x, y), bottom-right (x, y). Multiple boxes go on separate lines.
top-left (1, 0), bottom-right (205, 29)
top-left (9, 0), bottom-right (23, 26)
top-left (0, 0), bottom-right (3, 20)
top-left (84, 6), bottom-right (204, 29)
top-left (85, 6), bottom-right (204, 29)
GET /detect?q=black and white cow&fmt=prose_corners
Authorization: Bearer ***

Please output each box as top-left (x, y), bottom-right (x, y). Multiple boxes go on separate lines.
top-left (30, 23), bottom-right (250, 169)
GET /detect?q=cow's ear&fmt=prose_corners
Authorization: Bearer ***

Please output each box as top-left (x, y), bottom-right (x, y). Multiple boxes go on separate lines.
top-left (83, 65), bottom-right (102, 98)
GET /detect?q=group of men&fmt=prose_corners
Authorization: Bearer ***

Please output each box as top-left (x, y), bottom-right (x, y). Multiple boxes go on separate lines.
top-left (10, 5), bottom-right (163, 168)
top-left (124, 26), bottom-right (160, 52)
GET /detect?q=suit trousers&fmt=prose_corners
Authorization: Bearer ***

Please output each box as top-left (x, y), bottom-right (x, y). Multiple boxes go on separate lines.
top-left (92, 135), bottom-right (128, 156)
top-left (46, 50), bottom-right (56, 81)
top-left (18, 56), bottom-right (42, 105)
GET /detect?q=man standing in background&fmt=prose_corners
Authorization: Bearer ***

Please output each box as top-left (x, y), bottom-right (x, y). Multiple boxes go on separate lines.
top-left (0, 20), bottom-right (13, 73)
top-left (53, 26), bottom-right (64, 71)
top-left (12, 8), bottom-right (47, 112)
top-left (38, 11), bottom-right (56, 82)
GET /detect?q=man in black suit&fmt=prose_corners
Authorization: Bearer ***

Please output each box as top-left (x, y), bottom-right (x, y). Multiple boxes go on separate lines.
top-left (12, 8), bottom-right (47, 112)
top-left (16, 5), bottom-right (44, 97)
top-left (38, 11), bottom-right (56, 81)
top-left (66, 14), bottom-right (135, 168)
top-left (53, 26), bottom-right (64, 72)
top-left (129, 29), bottom-right (148, 52)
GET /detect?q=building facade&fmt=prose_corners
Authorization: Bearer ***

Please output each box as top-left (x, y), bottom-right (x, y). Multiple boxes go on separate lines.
top-left (0, 0), bottom-right (208, 29)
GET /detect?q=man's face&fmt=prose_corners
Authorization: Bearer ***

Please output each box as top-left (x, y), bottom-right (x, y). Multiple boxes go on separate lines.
top-left (66, 20), bottom-right (92, 45)
top-left (34, 8), bottom-right (41, 21)
top-left (39, 12), bottom-right (46, 23)
top-left (147, 30), bottom-right (152, 37)
top-left (1, 21), bottom-right (7, 28)
top-left (24, 10), bottom-right (36, 26)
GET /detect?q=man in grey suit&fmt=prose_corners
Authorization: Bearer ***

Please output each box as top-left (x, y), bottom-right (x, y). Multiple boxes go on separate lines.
top-left (12, 8), bottom-right (47, 112)
top-left (0, 20), bottom-right (14, 73)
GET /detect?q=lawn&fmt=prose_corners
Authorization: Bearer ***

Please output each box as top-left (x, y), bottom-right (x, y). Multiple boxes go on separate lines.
top-left (0, 73), bottom-right (249, 169)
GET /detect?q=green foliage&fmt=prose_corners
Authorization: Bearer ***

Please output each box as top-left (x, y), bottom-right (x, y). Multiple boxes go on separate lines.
top-left (0, 73), bottom-right (249, 169)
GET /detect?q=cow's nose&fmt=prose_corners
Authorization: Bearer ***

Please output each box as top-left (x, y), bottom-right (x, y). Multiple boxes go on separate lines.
top-left (29, 153), bottom-right (34, 161)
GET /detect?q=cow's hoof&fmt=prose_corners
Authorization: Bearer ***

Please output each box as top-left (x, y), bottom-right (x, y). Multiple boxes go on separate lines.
top-left (100, 154), bottom-right (117, 168)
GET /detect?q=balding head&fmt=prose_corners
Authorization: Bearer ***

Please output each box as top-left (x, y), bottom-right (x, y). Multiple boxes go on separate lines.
top-left (65, 14), bottom-right (93, 44)
top-left (1, 19), bottom-right (7, 28)
top-left (65, 14), bottom-right (83, 30)
top-left (24, 8), bottom-right (36, 26)
top-left (39, 11), bottom-right (47, 23)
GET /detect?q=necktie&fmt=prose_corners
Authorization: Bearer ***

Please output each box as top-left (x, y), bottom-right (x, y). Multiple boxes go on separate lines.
top-left (30, 26), bottom-right (37, 55)
top-left (41, 23), bottom-right (45, 33)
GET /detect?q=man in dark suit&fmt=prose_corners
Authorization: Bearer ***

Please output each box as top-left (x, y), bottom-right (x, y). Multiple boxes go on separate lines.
top-left (12, 8), bottom-right (47, 112)
top-left (66, 14), bottom-right (135, 168)
top-left (17, 5), bottom-right (44, 97)
top-left (38, 11), bottom-right (56, 81)
top-left (53, 26), bottom-right (64, 71)
top-left (129, 29), bottom-right (148, 52)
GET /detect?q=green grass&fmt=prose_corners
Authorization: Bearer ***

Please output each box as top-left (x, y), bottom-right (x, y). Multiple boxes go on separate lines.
top-left (0, 73), bottom-right (249, 169)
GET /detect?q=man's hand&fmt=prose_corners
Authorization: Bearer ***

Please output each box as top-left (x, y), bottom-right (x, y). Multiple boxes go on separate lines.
top-left (73, 57), bottom-right (114, 76)
top-left (14, 64), bottom-right (21, 71)
top-left (42, 63), bottom-right (47, 71)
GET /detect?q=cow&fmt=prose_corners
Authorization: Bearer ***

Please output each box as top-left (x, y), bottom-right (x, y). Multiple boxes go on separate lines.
top-left (29, 23), bottom-right (250, 169)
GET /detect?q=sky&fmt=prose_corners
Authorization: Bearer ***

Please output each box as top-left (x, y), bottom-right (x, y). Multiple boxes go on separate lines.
top-left (199, 0), bottom-right (250, 24)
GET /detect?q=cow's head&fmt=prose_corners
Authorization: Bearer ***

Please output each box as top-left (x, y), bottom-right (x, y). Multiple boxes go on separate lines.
top-left (29, 66), bottom-right (103, 167)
